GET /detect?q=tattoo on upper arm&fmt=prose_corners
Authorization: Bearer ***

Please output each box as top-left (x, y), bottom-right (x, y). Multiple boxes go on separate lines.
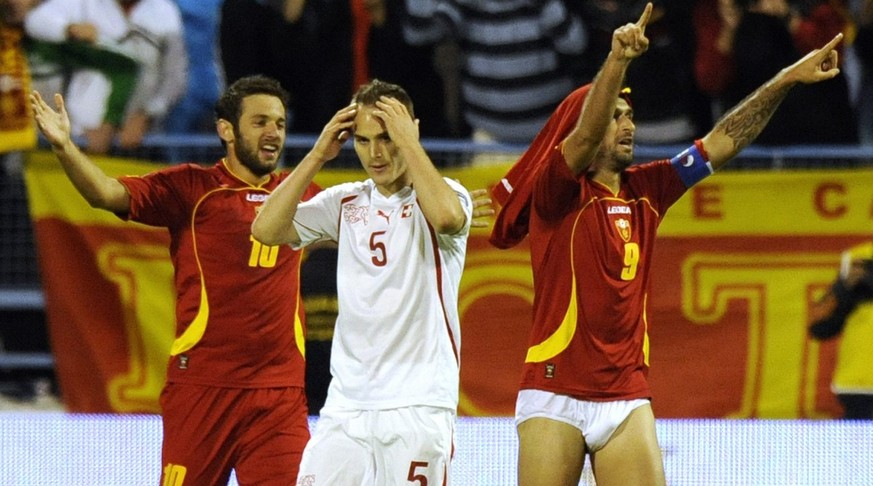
top-left (715, 82), bottom-right (792, 151)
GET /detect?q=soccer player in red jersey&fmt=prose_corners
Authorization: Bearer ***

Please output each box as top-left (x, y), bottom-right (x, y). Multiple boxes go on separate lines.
top-left (31, 76), bottom-right (315, 485)
top-left (490, 3), bottom-right (845, 485)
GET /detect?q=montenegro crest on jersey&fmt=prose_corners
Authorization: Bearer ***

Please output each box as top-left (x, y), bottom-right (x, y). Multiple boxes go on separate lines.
top-left (615, 218), bottom-right (631, 242)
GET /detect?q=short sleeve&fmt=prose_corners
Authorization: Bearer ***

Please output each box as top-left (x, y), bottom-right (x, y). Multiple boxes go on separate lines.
top-left (292, 183), bottom-right (353, 248)
top-left (119, 164), bottom-right (199, 228)
top-left (531, 147), bottom-right (582, 222)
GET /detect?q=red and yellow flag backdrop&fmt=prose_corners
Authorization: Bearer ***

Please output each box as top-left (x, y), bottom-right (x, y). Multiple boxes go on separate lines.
top-left (24, 152), bottom-right (873, 417)
top-left (0, 24), bottom-right (37, 153)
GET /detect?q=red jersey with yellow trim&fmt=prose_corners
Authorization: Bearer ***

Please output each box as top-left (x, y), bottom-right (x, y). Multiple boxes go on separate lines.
top-left (522, 149), bottom-right (687, 401)
top-left (118, 160), bottom-right (320, 388)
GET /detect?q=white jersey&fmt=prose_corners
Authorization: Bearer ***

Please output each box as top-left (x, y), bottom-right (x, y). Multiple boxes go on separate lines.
top-left (293, 178), bottom-right (472, 411)
top-left (24, 0), bottom-right (187, 132)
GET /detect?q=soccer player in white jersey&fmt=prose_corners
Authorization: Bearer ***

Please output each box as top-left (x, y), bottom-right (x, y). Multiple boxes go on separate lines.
top-left (252, 79), bottom-right (472, 485)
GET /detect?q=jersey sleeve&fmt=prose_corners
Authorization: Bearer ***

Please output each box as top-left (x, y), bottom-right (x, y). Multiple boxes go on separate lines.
top-left (291, 183), bottom-right (352, 248)
top-left (447, 178), bottom-right (473, 225)
top-left (118, 164), bottom-right (199, 227)
top-left (438, 178), bottom-right (474, 246)
top-left (531, 147), bottom-right (582, 222)
top-left (628, 160), bottom-right (689, 215)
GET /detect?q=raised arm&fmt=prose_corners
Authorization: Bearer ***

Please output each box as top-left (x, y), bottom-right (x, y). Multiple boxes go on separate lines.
top-left (30, 91), bottom-right (130, 213)
top-left (701, 33), bottom-right (844, 169)
top-left (561, 2), bottom-right (652, 175)
top-left (251, 104), bottom-right (357, 246)
top-left (375, 96), bottom-right (468, 234)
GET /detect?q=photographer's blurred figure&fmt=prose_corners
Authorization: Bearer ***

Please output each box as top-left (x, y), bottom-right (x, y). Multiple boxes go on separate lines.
top-left (810, 242), bottom-right (873, 419)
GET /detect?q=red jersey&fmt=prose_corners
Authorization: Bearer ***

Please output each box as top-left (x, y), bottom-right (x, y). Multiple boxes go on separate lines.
top-left (119, 160), bottom-right (320, 388)
top-left (522, 149), bottom-right (687, 401)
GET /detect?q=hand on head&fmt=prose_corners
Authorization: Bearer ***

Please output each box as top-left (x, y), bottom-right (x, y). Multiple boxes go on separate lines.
top-left (373, 96), bottom-right (419, 147)
top-left (312, 103), bottom-right (356, 162)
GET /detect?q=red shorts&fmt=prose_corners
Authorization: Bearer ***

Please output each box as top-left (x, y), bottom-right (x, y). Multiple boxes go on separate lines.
top-left (159, 383), bottom-right (309, 485)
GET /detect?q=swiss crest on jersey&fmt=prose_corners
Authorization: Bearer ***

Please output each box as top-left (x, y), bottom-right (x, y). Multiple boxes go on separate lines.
top-left (343, 204), bottom-right (369, 225)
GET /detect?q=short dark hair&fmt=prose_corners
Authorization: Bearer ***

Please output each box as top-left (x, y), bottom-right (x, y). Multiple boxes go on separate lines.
top-left (352, 79), bottom-right (415, 118)
top-left (214, 75), bottom-right (290, 126)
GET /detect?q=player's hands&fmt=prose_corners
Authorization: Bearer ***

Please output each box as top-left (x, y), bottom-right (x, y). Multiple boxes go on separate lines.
top-left (782, 33), bottom-right (843, 85)
top-left (30, 91), bottom-right (73, 149)
top-left (311, 103), bottom-right (356, 163)
top-left (373, 96), bottom-right (420, 149)
top-left (611, 2), bottom-right (651, 61)
top-left (469, 188), bottom-right (495, 228)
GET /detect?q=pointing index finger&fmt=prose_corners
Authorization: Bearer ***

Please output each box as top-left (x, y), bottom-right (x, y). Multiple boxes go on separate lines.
top-left (636, 2), bottom-right (653, 30)
top-left (821, 32), bottom-right (843, 54)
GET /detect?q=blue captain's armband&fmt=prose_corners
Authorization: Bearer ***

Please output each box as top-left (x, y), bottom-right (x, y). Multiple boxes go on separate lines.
top-left (670, 144), bottom-right (714, 188)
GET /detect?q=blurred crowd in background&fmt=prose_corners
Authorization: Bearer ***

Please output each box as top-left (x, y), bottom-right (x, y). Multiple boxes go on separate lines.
top-left (1, 0), bottom-right (872, 414)
top-left (1, 0), bottom-right (872, 160)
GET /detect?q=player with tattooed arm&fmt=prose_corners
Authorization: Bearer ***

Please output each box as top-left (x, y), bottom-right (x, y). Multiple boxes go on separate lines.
top-left (489, 3), bottom-right (845, 484)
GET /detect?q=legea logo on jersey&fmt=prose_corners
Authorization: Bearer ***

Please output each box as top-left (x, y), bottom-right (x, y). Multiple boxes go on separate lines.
top-left (245, 193), bottom-right (268, 202)
top-left (343, 204), bottom-right (369, 225)
top-left (607, 205), bottom-right (631, 214)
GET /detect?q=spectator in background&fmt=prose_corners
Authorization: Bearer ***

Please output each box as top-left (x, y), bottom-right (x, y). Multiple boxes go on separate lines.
top-left (164, 0), bottom-right (223, 135)
top-left (24, 0), bottom-right (187, 155)
top-left (571, 0), bottom-right (709, 143)
top-left (365, 0), bottom-right (456, 138)
top-left (0, 0), bottom-right (38, 155)
top-left (160, 0), bottom-right (222, 163)
top-left (694, 0), bottom-right (858, 144)
top-left (404, 0), bottom-right (587, 144)
top-left (849, 0), bottom-right (873, 145)
top-left (220, 0), bottom-right (353, 134)
top-left (1, 0), bottom-right (62, 103)
top-left (809, 242), bottom-right (873, 419)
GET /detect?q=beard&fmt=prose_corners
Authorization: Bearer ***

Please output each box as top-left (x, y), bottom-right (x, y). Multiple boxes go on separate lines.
top-left (593, 144), bottom-right (635, 173)
top-left (233, 131), bottom-right (281, 178)
top-left (612, 149), bottom-right (634, 171)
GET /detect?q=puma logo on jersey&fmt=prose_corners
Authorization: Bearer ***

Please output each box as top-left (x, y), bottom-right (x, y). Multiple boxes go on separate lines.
top-left (376, 209), bottom-right (394, 224)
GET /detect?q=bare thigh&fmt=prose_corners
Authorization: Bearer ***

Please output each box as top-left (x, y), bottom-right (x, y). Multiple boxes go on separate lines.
top-left (589, 403), bottom-right (665, 486)
top-left (517, 417), bottom-right (587, 486)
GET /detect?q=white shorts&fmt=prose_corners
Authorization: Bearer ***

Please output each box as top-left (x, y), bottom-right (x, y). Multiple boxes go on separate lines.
top-left (515, 389), bottom-right (649, 452)
top-left (297, 406), bottom-right (455, 486)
